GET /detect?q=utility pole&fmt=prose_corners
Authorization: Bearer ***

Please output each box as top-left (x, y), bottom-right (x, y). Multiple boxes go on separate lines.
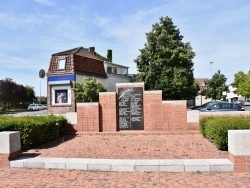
top-left (210, 62), bottom-right (214, 78)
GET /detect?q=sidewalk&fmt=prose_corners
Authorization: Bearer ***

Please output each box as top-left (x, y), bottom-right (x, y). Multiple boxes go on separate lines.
top-left (2, 132), bottom-right (250, 187)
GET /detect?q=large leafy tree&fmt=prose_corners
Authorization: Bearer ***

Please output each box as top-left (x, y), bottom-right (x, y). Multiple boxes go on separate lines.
top-left (25, 85), bottom-right (36, 102)
top-left (234, 71), bottom-right (250, 98)
top-left (74, 77), bottom-right (107, 102)
top-left (202, 70), bottom-right (228, 100)
top-left (134, 16), bottom-right (199, 100)
top-left (0, 78), bottom-right (35, 110)
top-left (0, 78), bottom-right (18, 108)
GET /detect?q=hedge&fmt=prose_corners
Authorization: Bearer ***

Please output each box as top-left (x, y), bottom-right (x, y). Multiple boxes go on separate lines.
top-left (199, 115), bottom-right (250, 150)
top-left (0, 115), bottom-right (67, 151)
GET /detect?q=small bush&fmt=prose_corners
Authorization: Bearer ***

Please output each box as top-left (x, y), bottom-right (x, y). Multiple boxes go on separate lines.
top-left (199, 115), bottom-right (250, 150)
top-left (0, 115), bottom-right (67, 151)
top-left (199, 116), bottom-right (215, 137)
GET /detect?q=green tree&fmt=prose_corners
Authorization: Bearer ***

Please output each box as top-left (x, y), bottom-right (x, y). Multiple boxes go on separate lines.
top-left (202, 70), bottom-right (228, 100)
top-left (234, 71), bottom-right (250, 98)
top-left (74, 77), bottom-right (107, 102)
top-left (25, 85), bottom-right (36, 102)
top-left (134, 16), bottom-right (199, 100)
top-left (0, 78), bottom-right (18, 109)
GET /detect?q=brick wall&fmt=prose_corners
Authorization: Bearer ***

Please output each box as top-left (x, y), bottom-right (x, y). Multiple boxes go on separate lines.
top-left (229, 153), bottom-right (250, 172)
top-left (74, 83), bottom-right (189, 133)
top-left (77, 103), bottom-right (99, 132)
top-left (144, 91), bottom-right (163, 131)
top-left (0, 151), bottom-right (21, 167)
top-left (162, 101), bottom-right (187, 131)
top-left (99, 92), bottom-right (117, 132)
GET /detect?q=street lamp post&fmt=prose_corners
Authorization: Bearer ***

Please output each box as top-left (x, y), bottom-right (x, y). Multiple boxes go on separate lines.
top-left (210, 62), bottom-right (214, 78)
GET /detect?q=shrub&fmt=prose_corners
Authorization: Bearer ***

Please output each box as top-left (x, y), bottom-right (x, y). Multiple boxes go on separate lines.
top-left (74, 77), bottom-right (107, 102)
top-left (0, 115), bottom-right (67, 151)
top-left (199, 115), bottom-right (250, 150)
top-left (199, 116), bottom-right (215, 137)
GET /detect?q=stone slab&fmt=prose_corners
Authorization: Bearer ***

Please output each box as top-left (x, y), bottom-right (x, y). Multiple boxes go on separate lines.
top-left (66, 158), bottom-right (93, 170)
top-left (206, 159), bottom-right (234, 172)
top-left (88, 159), bottom-right (114, 171)
top-left (9, 156), bottom-right (30, 168)
top-left (0, 131), bottom-right (20, 154)
top-left (135, 160), bottom-right (159, 172)
top-left (23, 157), bottom-right (51, 169)
top-left (111, 159), bottom-right (136, 172)
top-left (159, 159), bottom-right (184, 172)
top-left (44, 158), bottom-right (71, 169)
top-left (228, 130), bottom-right (250, 156)
top-left (183, 159), bottom-right (210, 172)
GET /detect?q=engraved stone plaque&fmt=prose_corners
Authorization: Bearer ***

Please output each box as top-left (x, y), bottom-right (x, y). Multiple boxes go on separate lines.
top-left (118, 87), bottom-right (143, 130)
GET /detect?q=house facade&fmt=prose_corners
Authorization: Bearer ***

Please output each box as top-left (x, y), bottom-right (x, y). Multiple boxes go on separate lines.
top-left (47, 46), bottom-right (130, 114)
top-left (226, 82), bottom-right (244, 102)
top-left (193, 78), bottom-right (211, 106)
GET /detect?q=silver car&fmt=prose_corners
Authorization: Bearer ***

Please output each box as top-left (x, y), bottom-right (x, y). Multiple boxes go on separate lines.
top-left (244, 100), bottom-right (250, 106)
top-left (27, 104), bottom-right (39, 111)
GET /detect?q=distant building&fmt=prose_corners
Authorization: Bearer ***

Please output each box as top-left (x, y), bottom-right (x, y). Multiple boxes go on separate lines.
top-left (192, 78), bottom-right (211, 106)
top-left (47, 46), bottom-right (130, 114)
top-left (226, 82), bottom-right (244, 102)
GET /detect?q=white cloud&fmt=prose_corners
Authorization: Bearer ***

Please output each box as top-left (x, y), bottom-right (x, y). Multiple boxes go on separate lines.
top-left (0, 52), bottom-right (38, 69)
top-left (33, 0), bottom-right (54, 6)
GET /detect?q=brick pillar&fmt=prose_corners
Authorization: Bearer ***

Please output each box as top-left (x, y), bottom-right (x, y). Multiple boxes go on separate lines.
top-left (162, 101), bottom-right (187, 131)
top-left (144, 91), bottom-right (163, 131)
top-left (99, 92), bottom-right (117, 132)
top-left (0, 131), bottom-right (21, 167)
top-left (228, 130), bottom-right (250, 172)
top-left (77, 103), bottom-right (99, 132)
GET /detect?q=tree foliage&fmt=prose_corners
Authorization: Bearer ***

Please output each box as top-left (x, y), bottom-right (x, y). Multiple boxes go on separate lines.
top-left (134, 16), bottom-right (199, 100)
top-left (234, 70), bottom-right (250, 98)
top-left (74, 77), bottom-right (107, 102)
top-left (0, 78), bottom-right (36, 110)
top-left (202, 70), bottom-right (228, 100)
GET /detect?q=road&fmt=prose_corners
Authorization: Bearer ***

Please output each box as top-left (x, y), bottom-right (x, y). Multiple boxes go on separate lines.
top-left (1, 109), bottom-right (48, 116)
top-left (244, 105), bottom-right (250, 111)
top-left (1, 106), bottom-right (250, 117)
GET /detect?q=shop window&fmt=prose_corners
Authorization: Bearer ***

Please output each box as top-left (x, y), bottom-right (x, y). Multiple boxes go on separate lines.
top-left (51, 85), bottom-right (71, 105)
top-left (55, 90), bottom-right (68, 104)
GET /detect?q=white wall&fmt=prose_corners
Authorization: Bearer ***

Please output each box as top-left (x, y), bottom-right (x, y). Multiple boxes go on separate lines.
top-left (76, 74), bottom-right (130, 92)
top-left (195, 94), bottom-right (211, 106)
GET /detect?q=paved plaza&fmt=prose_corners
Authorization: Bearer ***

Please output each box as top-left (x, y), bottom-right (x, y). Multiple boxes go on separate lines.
top-left (1, 133), bottom-right (250, 187)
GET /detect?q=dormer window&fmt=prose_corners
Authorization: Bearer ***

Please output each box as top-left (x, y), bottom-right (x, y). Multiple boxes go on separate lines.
top-left (57, 58), bottom-right (66, 70)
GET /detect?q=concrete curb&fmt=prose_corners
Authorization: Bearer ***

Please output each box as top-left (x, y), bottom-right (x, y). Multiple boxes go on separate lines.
top-left (10, 157), bottom-right (234, 172)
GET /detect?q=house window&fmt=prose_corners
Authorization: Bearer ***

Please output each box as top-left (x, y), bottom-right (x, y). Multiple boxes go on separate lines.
top-left (51, 85), bottom-right (71, 105)
top-left (55, 90), bottom-right (68, 104)
top-left (57, 58), bottom-right (66, 70)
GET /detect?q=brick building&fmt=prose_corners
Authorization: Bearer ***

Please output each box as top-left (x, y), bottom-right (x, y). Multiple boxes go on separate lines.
top-left (47, 46), bottom-right (130, 114)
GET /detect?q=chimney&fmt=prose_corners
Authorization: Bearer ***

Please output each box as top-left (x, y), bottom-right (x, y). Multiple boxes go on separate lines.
top-left (89, 47), bottom-right (95, 54)
top-left (107, 49), bottom-right (112, 62)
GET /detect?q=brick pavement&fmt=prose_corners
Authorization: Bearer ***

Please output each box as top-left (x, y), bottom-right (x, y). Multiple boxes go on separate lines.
top-left (23, 133), bottom-right (228, 159)
top-left (1, 132), bottom-right (250, 187)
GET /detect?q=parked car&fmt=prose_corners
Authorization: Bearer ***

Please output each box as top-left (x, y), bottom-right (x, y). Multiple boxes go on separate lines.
top-left (192, 101), bottom-right (226, 110)
top-left (191, 102), bottom-right (211, 110)
top-left (38, 104), bottom-right (45, 110)
top-left (199, 102), bottom-right (245, 112)
top-left (27, 104), bottom-right (39, 111)
top-left (43, 104), bottom-right (47, 109)
top-left (244, 100), bottom-right (250, 106)
top-left (234, 100), bottom-right (244, 106)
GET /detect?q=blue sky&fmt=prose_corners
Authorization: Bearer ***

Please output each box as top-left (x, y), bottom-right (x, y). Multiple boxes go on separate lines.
top-left (0, 0), bottom-right (250, 96)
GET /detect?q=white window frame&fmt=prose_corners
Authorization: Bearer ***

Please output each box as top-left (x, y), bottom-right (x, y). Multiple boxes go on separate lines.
top-left (51, 85), bottom-right (71, 105)
top-left (57, 58), bottom-right (66, 70)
